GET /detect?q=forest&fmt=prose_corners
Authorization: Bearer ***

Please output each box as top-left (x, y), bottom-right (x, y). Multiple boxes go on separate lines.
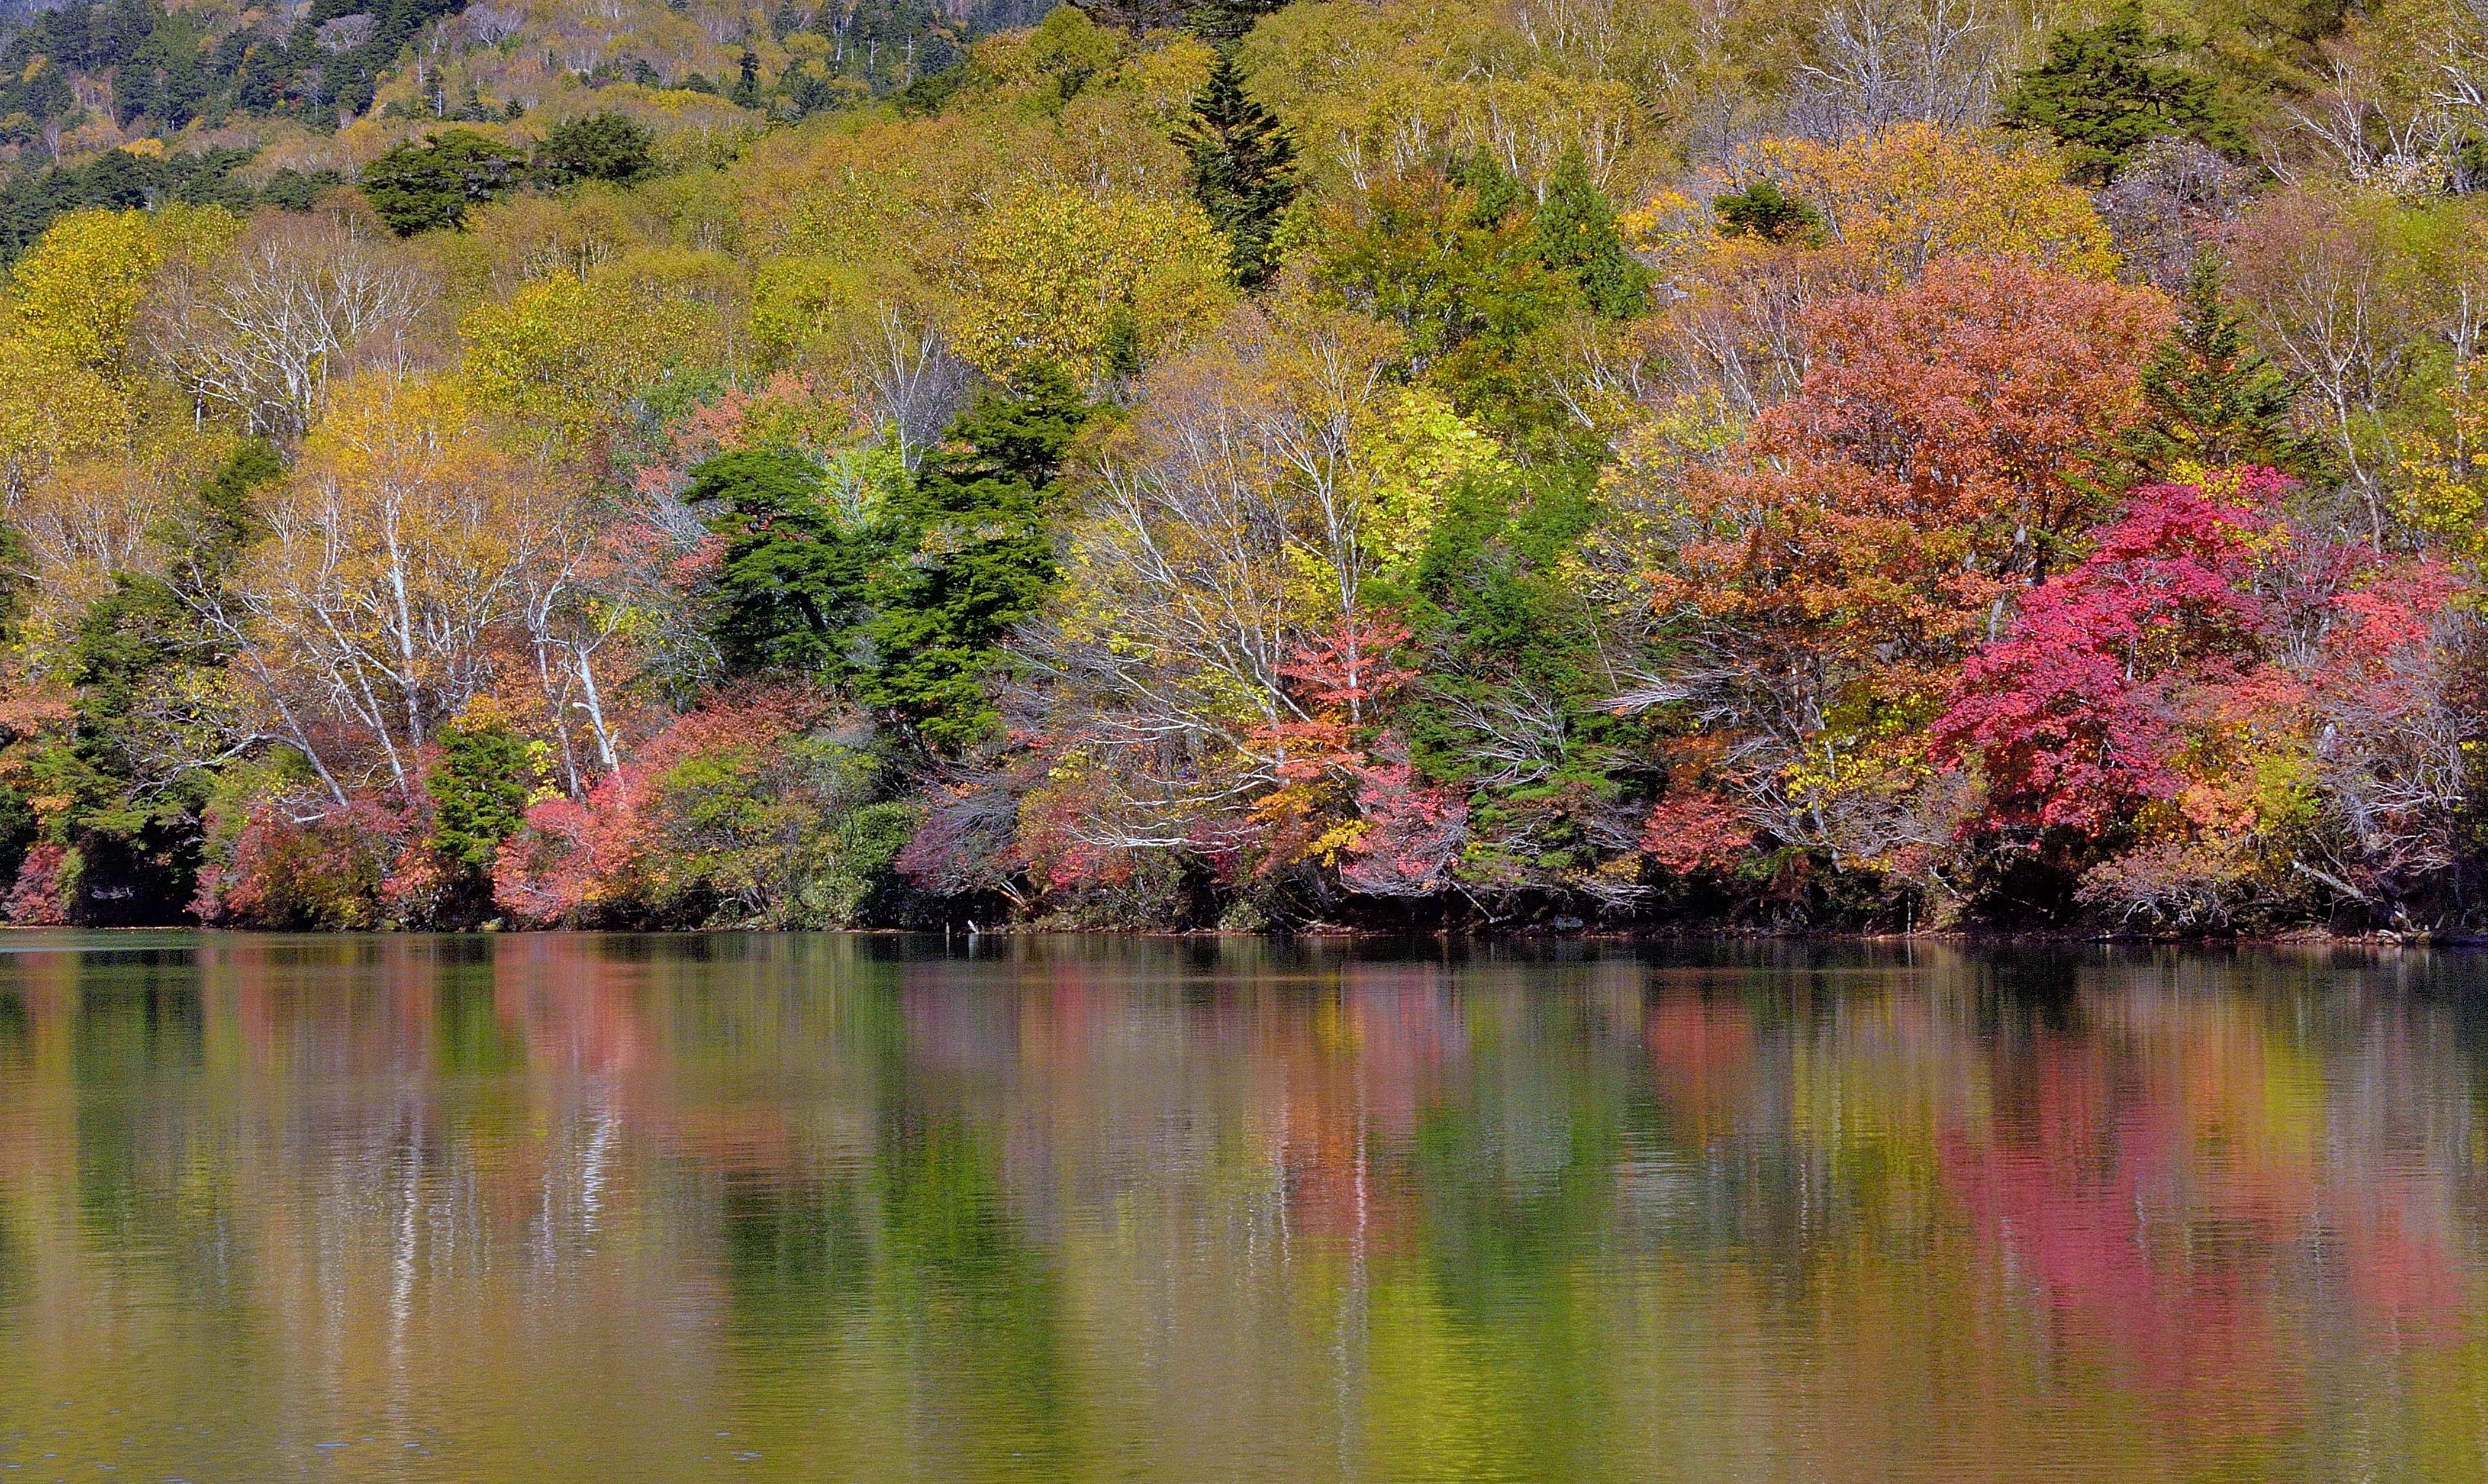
top-left (0, 0), bottom-right (2485, 935)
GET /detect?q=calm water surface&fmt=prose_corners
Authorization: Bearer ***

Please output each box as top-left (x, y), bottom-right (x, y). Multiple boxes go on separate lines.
top-left (0, 934), bottom-right (2483, 1482)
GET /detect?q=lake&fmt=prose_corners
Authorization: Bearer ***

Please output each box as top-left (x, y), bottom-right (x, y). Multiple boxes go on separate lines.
top-left (0, 933), bottom-right (2481, 1482)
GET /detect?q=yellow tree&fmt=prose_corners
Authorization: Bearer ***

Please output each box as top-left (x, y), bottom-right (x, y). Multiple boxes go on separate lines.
top-left (946, 184), bottom-right (1233, 385)
top-left (1733, 122), bottom-right (2119, 288)
top-left (459, 249), bottom-right (731, 453)
top-left (2401, 369), bottom-right (2488, 558)
top-left (0, 205), bottom-right (240, 500)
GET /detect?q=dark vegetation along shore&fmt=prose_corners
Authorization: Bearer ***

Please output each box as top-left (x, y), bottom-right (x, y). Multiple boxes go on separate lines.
top-left (2, 0), bottom-right (2487, 937)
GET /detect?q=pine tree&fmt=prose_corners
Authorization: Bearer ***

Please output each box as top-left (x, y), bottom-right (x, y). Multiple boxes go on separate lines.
top-left (863, 363), bottom-right (1094, 753)
top-left (700, 449), bottom-right (874, 680)
top-left (731, 48), bottom-right (763, 109)
top-left (1177, 54), bottom-right (1297, 289)
top-left (1998, 3), bottom-right (2247, 185)
top-left (2123, 257), bottom-right (2331, 482)
top-left (1182, 0), bottom-right (1288, 43)
top-left (1714, 180), bottom-right (1822, 243)
top-left (1532, 147), bottom-right (1650, 320)
top-left (426, 708), bottom-right (539, 875)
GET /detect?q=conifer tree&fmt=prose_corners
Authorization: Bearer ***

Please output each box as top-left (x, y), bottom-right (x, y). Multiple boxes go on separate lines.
top-left (864, 363), bottom-right (1093, 753)
top-left (2123, 257), bottom-right (2331, 481)
top-left (1714, 180), bottom-right (1822, 243)
top-left (700, 449), bottom-right (874, 680)
top-left (426, 709), bottom-right (539, 876)
top-left (1532, 147), bottom-right (1649, 320)
top-left (1182, 0), bottom-right (1288, 42)
top-left (1998, 3), bottom-right (2247, 185)
top-left (1177, 54), bottom-right (1297, 289)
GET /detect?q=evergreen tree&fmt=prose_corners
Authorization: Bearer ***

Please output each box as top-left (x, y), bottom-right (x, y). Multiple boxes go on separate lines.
top-left (32, 441), bottom-right (285, 923)
top-left (1177, 53), bottom-right (1297, 289)
top-left (1452, 153), bottom-right (1527, 229)
top-left (864, 363), bottom-right (1092, 753)
top-left (700, 449), bottom-right (875, 680)
top-left (731, 48), bottom-right (764, 109)
top-left (1998, 3), bottom-right (2248, 185)
top-left (1182, 0), bottom-right (1288, 43)
top-left (536, 111), bottom-right (655, 188)
top-left (426, 709), bottom-right (540, 876)
top-left (1532, 148), bottom-right (1649, 320)
top-left (0, 518), bottom-right (33, 646)
top-left (195, 437), bottom-right (279, 560)
top-left (2123, 257), bottom-right (2331, 481)
top-left (1714, 180), bottom-right (1821, 243)
top-left (358, 130), bottom-right (531, 235)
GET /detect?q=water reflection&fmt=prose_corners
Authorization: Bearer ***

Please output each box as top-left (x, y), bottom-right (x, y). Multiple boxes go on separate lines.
top-left (0, 935), bottom-right (2481, 1480)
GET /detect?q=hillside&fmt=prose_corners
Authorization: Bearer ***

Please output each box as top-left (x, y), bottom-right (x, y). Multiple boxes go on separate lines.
top-left (0, 0), bottom-right (1051, 253)
top-left (0, 0), bottom-right (2484, 935)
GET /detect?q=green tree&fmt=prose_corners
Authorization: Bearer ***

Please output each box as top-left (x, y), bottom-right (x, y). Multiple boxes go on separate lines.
top-left (731, 49), bottom-right (765, 110)
top-left (0, 517), bottom-right (33, 643)
top-left (1182, 0), bottom-right (1289, 41)
top-left (426, 709), bottom-right (539, 875)
top-left (1997, 4), bottom-right (2247, 185)
top-left (1314, 173), bottom-right (1567, 367)
top-left (1531, 148), bottom-right (1649, 320)
top-left (1714, 180), bottom-right (1822, 243)
top-left (1177, 53), bottom-right (1297, 289)
top-left (864, 364), bottom-right (1092, 753)
top-left (194, 437), bottom-right (279, 561)
top-left (699, 449), bottom-right (875, 679)
top-left (24, 440), bottom-right (286, 922)
top-left (535, 111), bottom-right (656, 188)
top-left (2122, 257), bottom-right (2331, 481)
top-left (357, 131), bottom-right (532, 235)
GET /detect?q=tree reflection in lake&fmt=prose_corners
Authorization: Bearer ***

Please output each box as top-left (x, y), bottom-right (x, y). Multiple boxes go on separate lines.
top-left (0, 934), bottom-right (2481, 1481)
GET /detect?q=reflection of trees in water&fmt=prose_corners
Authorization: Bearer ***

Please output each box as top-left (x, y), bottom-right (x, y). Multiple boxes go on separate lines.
top-left (69, 970), bottom-right (254, 1320)
top-left (0, 936), bottom-right (2484, 1479)
top-left (718, 1167), bottom-right (874, 1346)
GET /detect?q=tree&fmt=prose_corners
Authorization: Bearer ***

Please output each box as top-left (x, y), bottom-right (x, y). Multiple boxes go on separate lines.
top-left (864, 363), bottom-right (1092, 753)
top-left (1646, 259), bottom-right (2171, 867)
top-left (7, 207), bottom-right (163, 378)
top-left (1714, 181), bottom-right (1821, 243)
top-left (699, 449), bottom-right (875, 679)
top-left (537, 111), bottom-right (655, 188)
top-left (459, 264), bottom-right (718, 451)
top-left (948, 186), bottom-right (1234, 384)
top-left (1997, 4), bottom-right (2248, 185)
top-left (494, 692), bottom-right (908, 928)
top-left (148, 202), bottom-right (434, 437)
top-left (5, 438), bottom-right (285, 925)
top-left (1736, 124), bottom-right (2120, 286)
top-left (1934, 483), bottom-right (2268, 837)
top-left (211, 375), bottom-right (553, 805)
top-left (1181, 0), bottom-right (1289, 41)
top-left (1003, 304), bottom-right (1461, 881)
top-left (1311, 171), bottom-right (1568, 369)
top-left (358, 131), bottom-right (531, 236)
top-left (2402, 370), bottom-right (2488, 559)
top-left (1935, 470), bottom-right (2467, 924)
top-left (1532, 147), bottom-right (1648, 320)
top-left (426, 704), bottom-right (541, 878)
top-left (1177, 53), bottom-right (1297, 289)
top-left (2122, 257), bottom-right (2331, 482)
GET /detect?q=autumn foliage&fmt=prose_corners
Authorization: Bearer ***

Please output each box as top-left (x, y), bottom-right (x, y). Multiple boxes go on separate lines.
top-left (3, 0), bottom-right (2487, 934)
